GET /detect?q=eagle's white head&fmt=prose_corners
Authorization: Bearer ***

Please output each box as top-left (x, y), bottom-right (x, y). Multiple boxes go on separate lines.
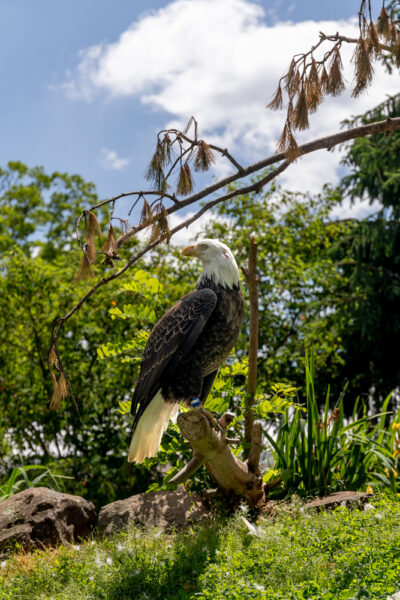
top-left (182, 238), bottom-right (240, 289)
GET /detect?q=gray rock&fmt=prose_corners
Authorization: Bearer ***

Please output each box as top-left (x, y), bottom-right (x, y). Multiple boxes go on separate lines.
top-left (98, 490), bottom-right (212, 536)
top-left (306, 491), bottom-right (373, 511)
top-left (0, 487), bottom-right (96, 553)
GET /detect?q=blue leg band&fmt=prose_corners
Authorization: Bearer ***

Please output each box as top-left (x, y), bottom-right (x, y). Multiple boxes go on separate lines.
top-left (191, 397), bottom-right (201, 408)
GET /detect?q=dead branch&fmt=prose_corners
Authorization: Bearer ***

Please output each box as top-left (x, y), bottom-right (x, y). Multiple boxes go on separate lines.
top-left (169, 453), bottom-right (204, 485)
top-left (62, 113), bottom-right (400, 259)
top-left (172, 411), bottom-right (264, 505)
top-left (247, 422), bottom-right (263, 476)
top-left (268, 0), bottom-right (400, 156)
top-left (117, 115), bottom-right (400, 246)
top-left (241, 237), bottom-right (260, 450)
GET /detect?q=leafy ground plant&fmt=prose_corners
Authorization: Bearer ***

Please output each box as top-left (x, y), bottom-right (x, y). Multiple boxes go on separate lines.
top-left (0, 465), bottom-right (69, 502)
top-left (1, 495), bottom-right (400, 600)
top-left (265, 354), bottom-right (400, 498)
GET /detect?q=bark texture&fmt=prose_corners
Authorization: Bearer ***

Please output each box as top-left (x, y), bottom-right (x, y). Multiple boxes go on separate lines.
top-left (172, 411), bottom-right (264, 506)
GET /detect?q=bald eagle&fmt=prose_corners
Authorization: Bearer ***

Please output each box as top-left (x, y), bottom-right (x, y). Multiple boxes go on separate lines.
top-left (128, 239), bottom-right (244, 463)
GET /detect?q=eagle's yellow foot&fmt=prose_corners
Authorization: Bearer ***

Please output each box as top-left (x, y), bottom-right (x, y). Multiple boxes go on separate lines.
top-left (201, 408), bottom-right (223, 432)
top-left (191, 398), bottom-right (221, 432)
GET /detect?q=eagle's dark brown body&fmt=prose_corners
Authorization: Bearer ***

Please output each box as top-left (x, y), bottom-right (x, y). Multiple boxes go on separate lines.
top-left (162, 278), bottom-right (244, 404)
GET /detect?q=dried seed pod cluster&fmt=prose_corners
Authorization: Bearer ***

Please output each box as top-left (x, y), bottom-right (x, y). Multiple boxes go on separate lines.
top-left (75, 211), bottom-right (101, 281)
top-left (48, 346), bottom-right (69, 410)
top-left (71, 116), bottom-right (243, 284)
top-left (268, 0), bottom-right (400, 160)
top-left (144, 119), bottom-right (216, 198)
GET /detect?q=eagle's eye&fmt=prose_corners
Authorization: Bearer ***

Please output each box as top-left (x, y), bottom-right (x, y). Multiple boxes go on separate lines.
top-left (199, 243), bottom-right (208, 250)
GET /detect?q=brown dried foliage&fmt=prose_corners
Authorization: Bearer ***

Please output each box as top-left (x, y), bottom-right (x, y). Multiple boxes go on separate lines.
top-left (156, 204), bottom-right (171, 243)
top-left (74, 253), bottom-right (94, 282)
top-left (352, 37), bottom-right (374, 97)
top-left (306, 59), bottom-right (323, 112)
top-left (177, 163), bottom-right (194, 196)
top-left (50, 371), bottom-right (68, 410)
top-left (277, 122), bottom-right (302, 161)
top-left (194, 141), bottom-right (215, 171)
top-left (367, 20), bottom-right (381, 55)
top-left (85, 237), bottom-right (96, 264)
top-left (85, 211), bottom-right (101, 239)
top-left (139, 199), bottom-right (153, 228)
top-left (145, 137), bottom-right (171, 191)
top-left (293, 87), bottom-right (309, 130)
top-left (326, 47), bottom-right (345, 96)
top-left (267, 1), bottom-right (400, 156)
top-left (148, 204), bottom-right (171, 244)
top-left (49, 348), bottom-right (68, 411)
top-left (101, 224), bottom-right (118, 255)
top-left (49, 345), bottom-right (58, 367)
top-left (267, 83), bottom-right (283, 110)
top-left (285, 60), bottom-right (301, 97)
top-left (320, 65), bottom-right (330, 93)
top-left (377, 5), bottom-right (390, 39)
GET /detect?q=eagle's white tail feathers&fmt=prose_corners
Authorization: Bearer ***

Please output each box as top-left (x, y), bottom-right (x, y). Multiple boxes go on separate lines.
top-left (128, 391), bottom-right (178, 463)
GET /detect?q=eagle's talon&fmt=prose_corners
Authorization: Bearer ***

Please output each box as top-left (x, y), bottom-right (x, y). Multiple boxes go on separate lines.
top-left (200, 407), bottom-right (223, 432)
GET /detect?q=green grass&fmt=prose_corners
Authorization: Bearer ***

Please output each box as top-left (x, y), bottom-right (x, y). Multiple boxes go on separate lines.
top-left (1, 495), bottom-right (400, 600)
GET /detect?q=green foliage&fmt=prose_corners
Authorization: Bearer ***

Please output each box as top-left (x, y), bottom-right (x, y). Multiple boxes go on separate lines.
top-left (204, 359), bottom-right (248, 414)
top-left (330, 93), bottom-right (400, 402)
top-left (204, 183), bottom-right (353, 397)
top-left (0, 246), bottom-right (149, 509)
top-left (341, 94), bottom-right (400, 214)
top-left (0, 161), bottom-right (97, 259)
top-left (265, 354), bottom-right (400, 498)
top-left (0, 465), bottom-right (69, 503)
top-left (255, 383), bottom-right (303, 419)
top-left (0, 163), bottom-right (166, 509)
top-left (2, 496), bottom-right (400, 599)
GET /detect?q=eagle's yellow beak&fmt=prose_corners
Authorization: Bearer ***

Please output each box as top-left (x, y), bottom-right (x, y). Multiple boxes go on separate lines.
top-left (182, 245), bottom-right (196, 256)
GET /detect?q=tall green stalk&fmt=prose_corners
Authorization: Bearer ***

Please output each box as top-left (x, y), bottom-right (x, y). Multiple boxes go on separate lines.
top-left (265, 352), bottom-right (398, 497)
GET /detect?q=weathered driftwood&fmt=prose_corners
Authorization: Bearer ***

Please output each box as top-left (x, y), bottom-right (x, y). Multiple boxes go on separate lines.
top-left (170, 410), bottom-right (264, 506)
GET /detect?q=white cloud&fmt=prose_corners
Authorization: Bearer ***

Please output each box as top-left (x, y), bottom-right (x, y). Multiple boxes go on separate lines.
top-left (98, 147), bottom-right (129, 170)
top-left (137, 209), bottom-right (226, 247)
top-left (169, 210), bottom-right (229, 245)
top-left (65, 0), bottom-right (399, 198)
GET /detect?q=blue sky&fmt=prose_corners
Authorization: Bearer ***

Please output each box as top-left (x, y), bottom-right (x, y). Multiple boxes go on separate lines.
top-left (2, 0), bottom-right (397, 235)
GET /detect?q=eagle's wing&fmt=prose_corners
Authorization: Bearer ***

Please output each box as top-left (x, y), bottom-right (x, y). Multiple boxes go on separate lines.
top-left (131, 288), bottom-right (217, 424)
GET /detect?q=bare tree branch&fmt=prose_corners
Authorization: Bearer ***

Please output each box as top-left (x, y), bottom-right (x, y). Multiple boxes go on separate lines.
top-left (116, 115), bottom-right (400, 246)
top-left (247, 422), bottom-right (263, 476)
top-left (48, 115), bottom-right (400, 404)
top-left (168, 453), bottom-right (204, 485)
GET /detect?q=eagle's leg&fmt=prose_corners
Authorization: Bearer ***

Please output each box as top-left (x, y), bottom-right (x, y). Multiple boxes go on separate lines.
top-left (191, 397), bottom-right (221, 431)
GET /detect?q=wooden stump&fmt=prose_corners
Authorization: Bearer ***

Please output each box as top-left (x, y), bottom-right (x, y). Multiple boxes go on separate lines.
top-left (170, 410), bottom-right (264, 506)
